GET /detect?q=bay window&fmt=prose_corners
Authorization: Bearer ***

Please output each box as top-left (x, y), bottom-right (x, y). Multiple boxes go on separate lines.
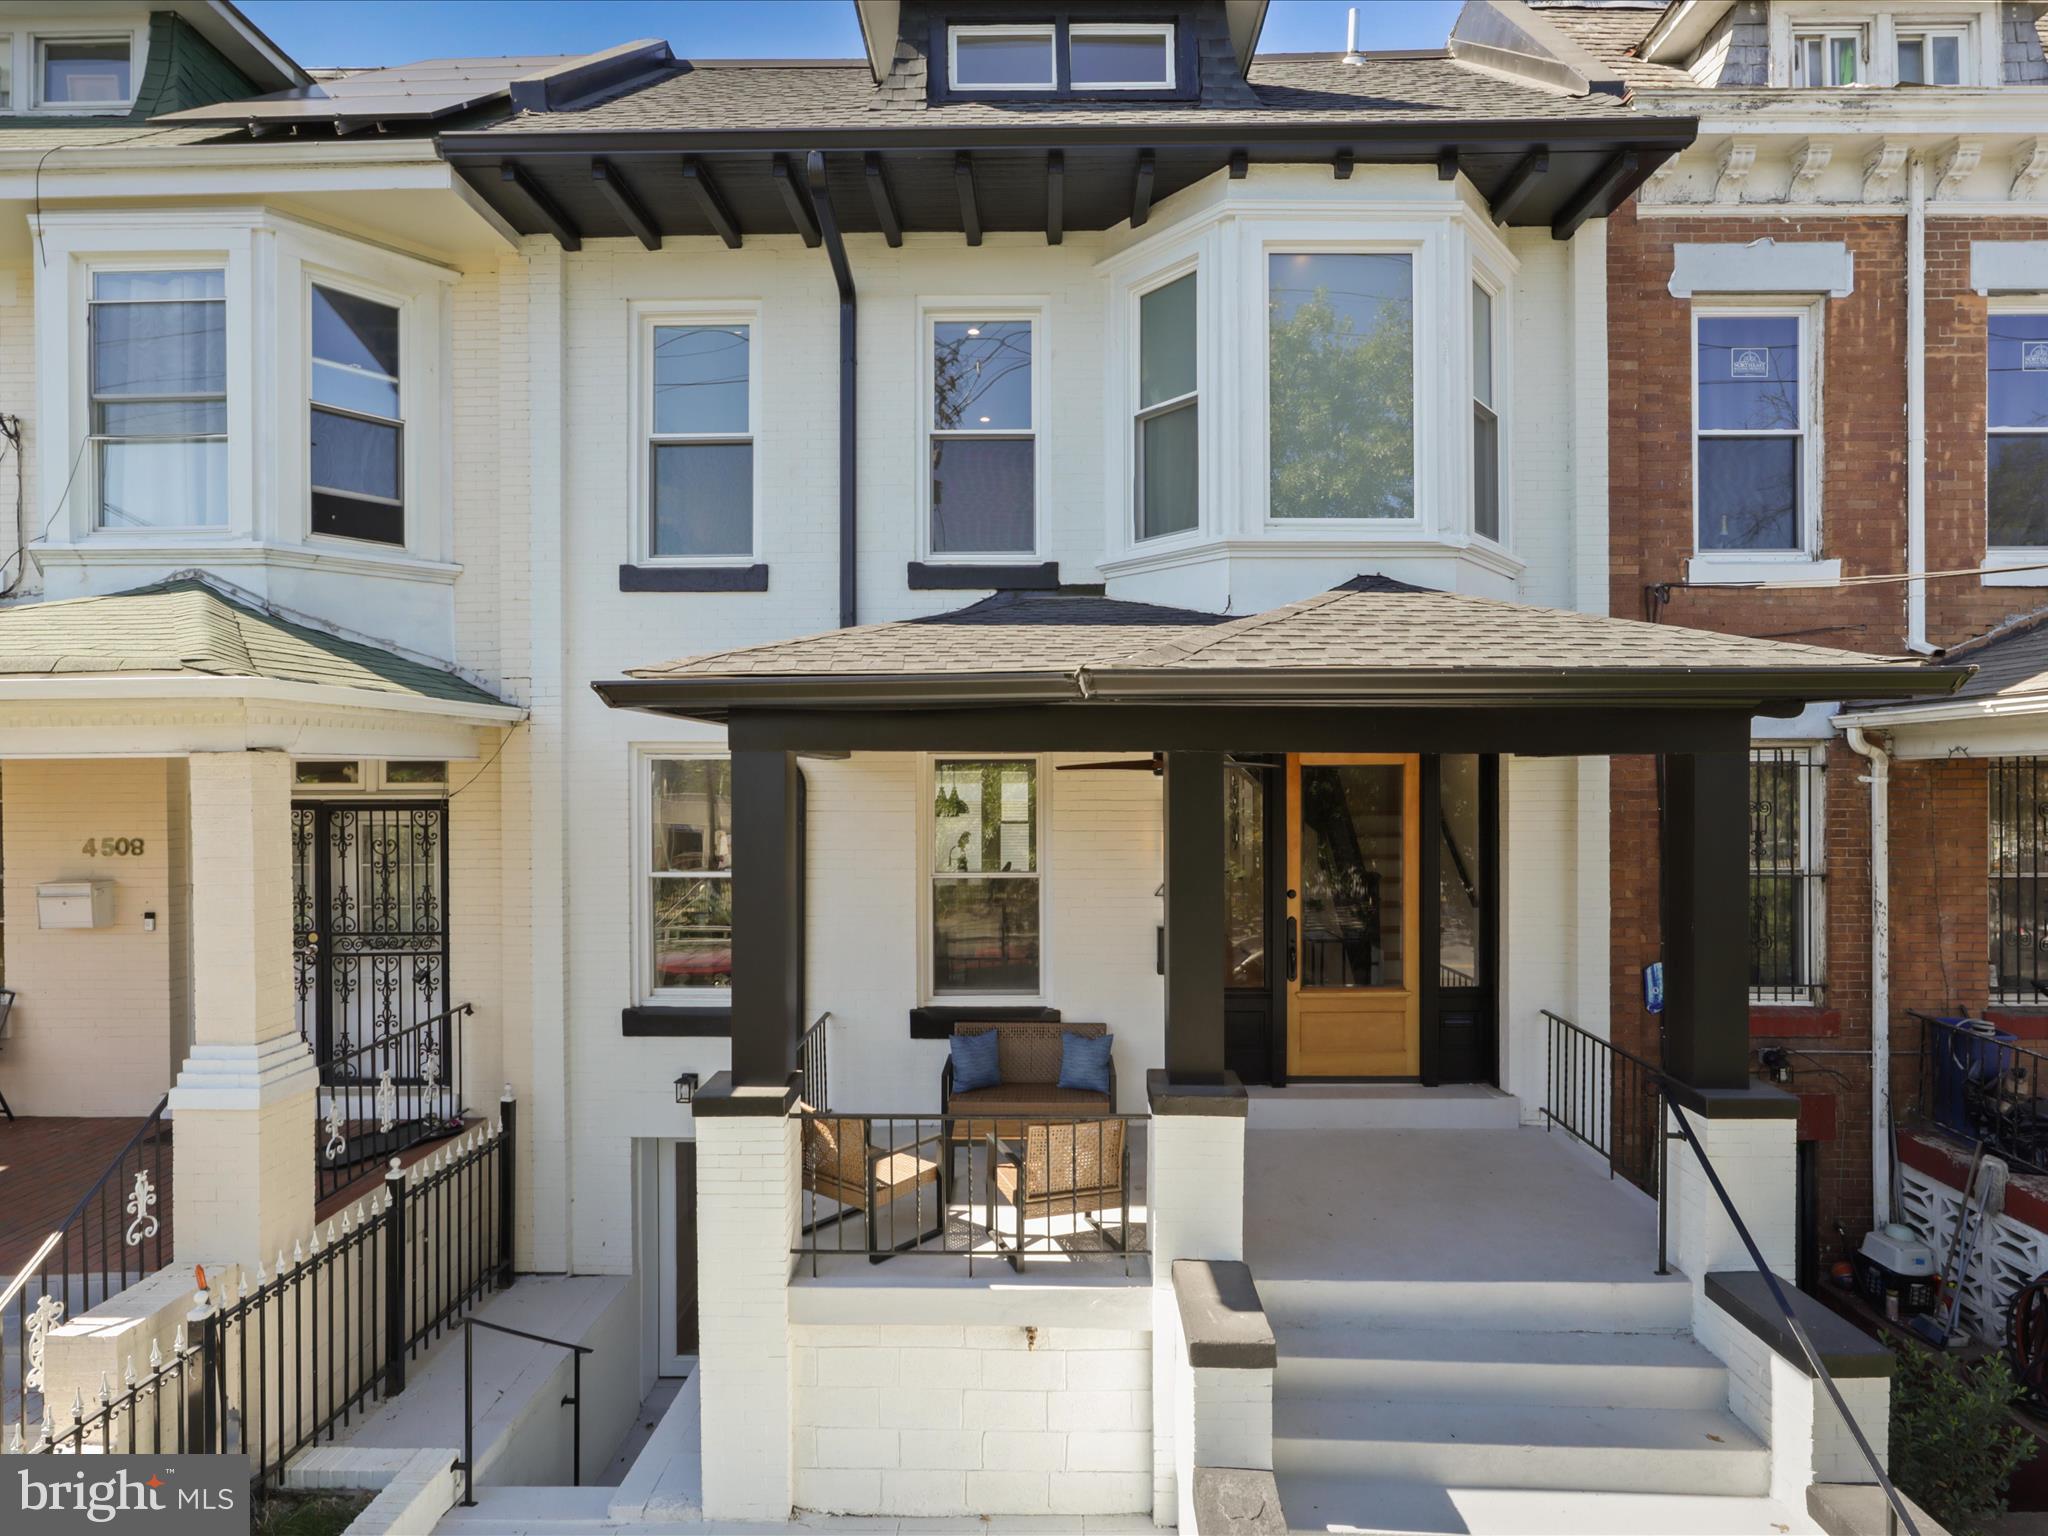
top-left (646, 757), bottom-right (733, 1000)
top-left (310, 283), bottom-right (404, 546)
top-left (90, 269), bottom-right (227, 529)
top-left (931, 758), bottom-right (1040, 996)
top-left (929, 316), bottom-right (1035, 556)
top-left (1268, 252), bottom-right (1415, 522)
top-left (647, 321), bottom-right (753, 560)
top-left (1694, 311), bottom-right (1809, 554)
top-left (1989, 311), bottom-right (2048, 548)
top-left (1472, 281), bottom-right (1499, 542)
top-left (1135, 272), bottom-right (1197, 541)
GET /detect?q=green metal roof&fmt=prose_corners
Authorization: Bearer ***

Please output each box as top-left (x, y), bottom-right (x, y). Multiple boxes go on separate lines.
top-left (0, 577), bottom-right (509, 710)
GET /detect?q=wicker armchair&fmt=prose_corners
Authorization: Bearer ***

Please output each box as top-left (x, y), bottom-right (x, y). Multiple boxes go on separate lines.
top-left (991, 1118), bottom-right (1130, 1271)
top-left (799, 1108), bottom-right (944, 1263)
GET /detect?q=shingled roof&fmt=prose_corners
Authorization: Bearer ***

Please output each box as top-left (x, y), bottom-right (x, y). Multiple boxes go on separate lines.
top-left (598, 577), bottom-right (1964, 720)
top-left (0, 577), bottom-right (513, 712)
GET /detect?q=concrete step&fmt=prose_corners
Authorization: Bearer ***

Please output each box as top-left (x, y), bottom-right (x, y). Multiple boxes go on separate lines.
top-left (1247, 1085), bottom-right (1524, 1132)
top-left (1276, 1476), bottom-right (1820, 1535)
top-left (1275, 1325), bottom-right (1729, 1410)
top-left (1271, 1399), bottom-right (1769, 1497)
top-left (1256, 1274), bottom-right (1694, 1335)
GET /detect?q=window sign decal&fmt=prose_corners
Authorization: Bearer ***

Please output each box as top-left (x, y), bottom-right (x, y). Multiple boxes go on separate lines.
top-left (2023, 340), bottom-right (2048, 373)
top-left (1730, 347), bottom-right (1770, 380)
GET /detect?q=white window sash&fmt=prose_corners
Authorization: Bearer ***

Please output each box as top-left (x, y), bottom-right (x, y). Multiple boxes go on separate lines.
top-left (1691, 305), bottom-right (1817, 558)
top-left (947, 24), bottom-right (1057, 92)
top-left (1068, 22), bottom-right (1175, 90)
top-left (634, 311), bottom-right (759, 566)
top-left (923, 754), bottom-right (1049, 1005)
top-left (639, 752), bottom-right (734, 1008)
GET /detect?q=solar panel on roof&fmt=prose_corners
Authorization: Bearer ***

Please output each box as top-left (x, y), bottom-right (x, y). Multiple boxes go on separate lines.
top-left (152, 56), bottom-right (580, 124)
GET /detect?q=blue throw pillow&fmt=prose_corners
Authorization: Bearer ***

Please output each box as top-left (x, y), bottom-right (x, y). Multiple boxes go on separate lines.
top-left (951, 1030), bottom-right (1002, 1094)
top-left (1057, 1031), bottom-right (1115, 1096)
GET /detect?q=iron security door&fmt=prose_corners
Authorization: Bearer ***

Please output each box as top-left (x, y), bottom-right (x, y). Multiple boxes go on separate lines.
top-left (293, 802), bottom-right (450, 1072)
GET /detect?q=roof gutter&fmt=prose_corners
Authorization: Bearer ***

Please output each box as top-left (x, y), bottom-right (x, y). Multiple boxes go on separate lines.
top-left (807, 148), bottom-right (859, 630)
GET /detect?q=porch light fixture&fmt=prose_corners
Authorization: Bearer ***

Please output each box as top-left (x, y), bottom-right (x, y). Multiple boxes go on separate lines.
top-left (674, 1071), bottom-right (699, 1104)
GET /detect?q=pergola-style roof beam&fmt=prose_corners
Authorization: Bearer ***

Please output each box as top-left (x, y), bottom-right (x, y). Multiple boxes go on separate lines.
top-left (591, 159), bottom-right (660, 250)
top-left (1045, 150), bottom-right (1064, 246)
top-left (1552, 148), bottom-right (1636, 240)
top-left (1132, 149), bottom-right (1156, 227)
top-left (681, 155), bottom-right (742, 248)
top-left (500, 162), bottom-right (580, 251)
top-left (1490, 149), bottom-right (1549, 225)
top-left (772, 153), bottom-right (821, 246)
top-left (863, 152), bottom-right (902, 247)
top-left (954, 151), bottom-right (982, 246)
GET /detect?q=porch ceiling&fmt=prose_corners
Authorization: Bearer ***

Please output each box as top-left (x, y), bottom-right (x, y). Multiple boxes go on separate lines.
top-left (595, 576), bottom-right (1967, 740)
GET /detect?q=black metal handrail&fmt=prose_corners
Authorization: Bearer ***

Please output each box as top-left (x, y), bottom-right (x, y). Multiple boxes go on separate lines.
top-left (798, 1010), bottom-right (830, 1109)
top-left (5, 1092), bottom-right (171, 1447)
top-left (1541, 1010), bottom-right (1669, 1268)
top-left (457, 1316), bottom-right (591, 1507)
top-left (794, 1111), bottom-right (1148, 1277)
top-left (318, 1002), bottom-right (472, 1199)
top-left (1663, 1100), bottom-right (1919, 1536)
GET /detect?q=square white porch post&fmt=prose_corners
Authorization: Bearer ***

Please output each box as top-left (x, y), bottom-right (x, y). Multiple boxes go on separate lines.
top-left (167, 750), bottom-right (317, 1267)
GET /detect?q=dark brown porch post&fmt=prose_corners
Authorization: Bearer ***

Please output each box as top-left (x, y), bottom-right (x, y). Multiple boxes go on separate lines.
top-left (729, 746), bottom-right (803, 1087)
top-left (1660, 748), bottom-right (1751, 1094)
top-left (1163, 750), bottom-right (1226, 1083)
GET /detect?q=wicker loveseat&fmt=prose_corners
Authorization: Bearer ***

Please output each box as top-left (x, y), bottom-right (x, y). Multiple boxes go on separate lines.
top-left (938, 1020), bottom-right (1117, 1138)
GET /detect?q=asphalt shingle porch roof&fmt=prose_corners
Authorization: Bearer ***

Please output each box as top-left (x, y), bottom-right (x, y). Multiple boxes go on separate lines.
top-left (598, 576), bottom-right (1966, 719)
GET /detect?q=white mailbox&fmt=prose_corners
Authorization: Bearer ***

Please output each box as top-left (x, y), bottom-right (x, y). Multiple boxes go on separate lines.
top-left (37, 879), bottom-right (114, 930)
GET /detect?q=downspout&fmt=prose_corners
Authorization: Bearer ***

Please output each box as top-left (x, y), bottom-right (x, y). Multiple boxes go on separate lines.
top-left (1905, 156), bottom-right (1934, 655)
top-left (806, 149), bottom-right (858, 629)
top-left (1846, 725), bottom-right (1893, 1223)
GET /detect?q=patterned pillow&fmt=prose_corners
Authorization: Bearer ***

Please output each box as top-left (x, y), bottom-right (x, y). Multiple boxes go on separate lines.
top-left (1057, 1031), bottom-right (1115, 1096)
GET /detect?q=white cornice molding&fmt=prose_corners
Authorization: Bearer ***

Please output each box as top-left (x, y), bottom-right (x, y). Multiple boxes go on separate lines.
top-left (1634, 87), bottom-right (2048, 138)
top-left (1789, 138), bottom-right (1834, 200)
top-left (1715, 140), bottom-right (1758, 204)
top-left (1864, 140), bottom-right (1910, 202)
top-left (1935, 138), bottom-right (1985, 200)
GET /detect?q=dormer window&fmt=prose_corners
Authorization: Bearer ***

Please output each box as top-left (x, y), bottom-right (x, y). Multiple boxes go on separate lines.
top-left (1070, 24), bottom-right (1174, 90)
top-left (1792, 28), bottom-right (1864, 85)
top-left (1897, 28), bottom-right (1965, 85)
top-left (950, 25), bottom-right (1056, 91)
top-left (39, 37), bottom-right (131, 107)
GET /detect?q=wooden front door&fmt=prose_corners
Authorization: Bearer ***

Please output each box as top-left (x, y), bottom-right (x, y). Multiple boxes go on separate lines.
top-left (1285, 753), bottom-right (1421, 1078)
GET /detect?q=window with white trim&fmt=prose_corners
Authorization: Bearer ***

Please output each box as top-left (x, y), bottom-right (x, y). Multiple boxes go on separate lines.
top-left (310, 283), bottom-right (404, 546)
top-left (36, 34), bottom-right (131, 107)
top-left (949, 25), bottom-right (1055, 90)
top-left (645, 756), bottom-right (733, 1001)
top-left (646, 321), bottom-right (753, 560)
top-left (1749, 745), bottom-right (1826, 1003)
top-left (1135, 271), bottom-right (1198, 541)
top-left (1267, 251), bottom-right (1415, 521)
top-left (1472, 280), bottom-right (1499, 542)
top-left (929, 315), bottom-right (1036, 556)
top-left (1694, 309), bottom-right (1812, 554)
top-left (1070, 23), bottom-right (1173, 89)
top-left (1792, 27), bottom-right (1866, 85)
top-left (1989, 310), bottom-right (2048, 548)
top-left (1897, 26), bottom-right (1966, 84)
top-left (931, 758), bottom-right (1040, 996)
top-left (90, 268), bottom-right (227, 530)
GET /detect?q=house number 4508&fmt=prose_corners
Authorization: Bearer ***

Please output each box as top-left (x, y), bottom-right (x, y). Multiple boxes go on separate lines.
top-left (81, 837), bottom-right (145, 856)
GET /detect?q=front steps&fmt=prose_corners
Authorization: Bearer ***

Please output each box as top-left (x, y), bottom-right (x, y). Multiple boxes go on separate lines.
top-left (1245, 1084), bottom-right (1522, 1132)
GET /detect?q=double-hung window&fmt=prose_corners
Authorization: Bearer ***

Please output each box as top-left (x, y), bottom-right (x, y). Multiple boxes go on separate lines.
top-left (89, 269), bottom-right (227, 530)
top-left (1472, 281), bottom-right (1499, 542)
top-left (646, 757), bottom-right (733, 1000)
top-left (1749, 746), bottom-right (1826, 1003)
top-left (930, 317), bottom-right (1035, 556)
top-left (648, 322), bottom-right (753, 560)
top-left (1267, 252), bottom-right (1415, 522)
top-left (1695, 311), bottom-right (1809, 554)
top-left (1792, 28), bottom-right (1864, 85)
top-left (310, 283), bottom-right (404, 546)
top-left (1897, 28), bottom-right (1965, 84)
top-left (931, 758), bottom-right (1041, 996)
top-left (1989, 311), bottom-right (2048, 548)
top-left (1135, 272), bottom-right (1198, 540)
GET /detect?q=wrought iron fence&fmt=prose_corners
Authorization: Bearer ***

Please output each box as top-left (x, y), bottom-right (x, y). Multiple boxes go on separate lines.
top-left (1541, 1010), bottom-right (1667, 1239)
top-left (1749, 746), bottom-right (1827, 1003)
top-left (1915, 1013), bottom-right (2048, 1175)
top-left (317, 1001), bottom-right (471, 1202)
top-left (798, 1011), bottom-right (830, 1110)
top-left (794, 1112), bottom-right (1148, 1277)
top-left (4, 1093), bottom-right (171, 1446)
top-left (15, 1094), bottom-right (517, 1506)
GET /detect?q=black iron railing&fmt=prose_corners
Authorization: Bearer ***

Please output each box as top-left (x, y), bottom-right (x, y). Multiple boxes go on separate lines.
top-left (798, 1011), bottom-right (830, 1109)
top-left (1541, 1011), bottom-right (1667, 1213)
top-left (19, 1094), bottom-right (517, 1508)
top-left (457, 1317), bottom-right (590, 1507)
top-left (794, 1112), bottom-right (1147, 1277)
top-left (5, 1092), bottom-right (171, 1448)
top-left (317, 1002), bottom-right (471, 1201)
top-left (1914, 1013), bottom-right (2048, 1175)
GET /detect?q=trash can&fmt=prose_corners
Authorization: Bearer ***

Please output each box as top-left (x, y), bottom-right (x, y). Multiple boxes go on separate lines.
top-left (1931, 1017), bottom-right (2016, 1136)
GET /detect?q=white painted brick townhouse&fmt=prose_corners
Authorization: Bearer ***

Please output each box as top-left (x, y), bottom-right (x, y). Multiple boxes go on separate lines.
top-left (0, 2), bottom-right (1981, 1533)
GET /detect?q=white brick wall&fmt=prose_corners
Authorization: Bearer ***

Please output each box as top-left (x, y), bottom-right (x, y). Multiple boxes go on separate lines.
top-left (1671, 1108), bottom-right (1798, 1284)
top-left (792, 1323), bottom-right (1153, 1517)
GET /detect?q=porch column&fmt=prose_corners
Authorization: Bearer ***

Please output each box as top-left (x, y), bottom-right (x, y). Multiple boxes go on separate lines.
top-left (1659, 750), bottom-right (1751, 1093)
top-left (1162, 750), bottom-right (1225, 1083)
top-left (730, 747), bottom-right (802, 1088)
top-left (168, 750), bottom-right (317, 1267)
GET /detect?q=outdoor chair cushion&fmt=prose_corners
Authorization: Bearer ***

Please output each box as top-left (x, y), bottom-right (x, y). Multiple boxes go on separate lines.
top-left (1057, 1031), bottom-right (1115, 1095)
top-left (950, 1028), bottom-right (1002, 1093)
top-left (946, 1082), bottom-right (1111, 1113)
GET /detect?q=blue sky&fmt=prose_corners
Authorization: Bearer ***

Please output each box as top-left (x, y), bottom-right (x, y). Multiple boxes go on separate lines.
top-left (240, 1), bottom-right (1469, 70)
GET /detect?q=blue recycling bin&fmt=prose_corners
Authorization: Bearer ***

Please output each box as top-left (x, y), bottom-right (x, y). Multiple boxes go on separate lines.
top-left (1930, 1018), bottom-right (2017, 1136)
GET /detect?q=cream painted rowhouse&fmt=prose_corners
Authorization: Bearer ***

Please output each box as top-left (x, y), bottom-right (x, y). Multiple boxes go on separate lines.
top-left (0, 2), bottom-right (1973, 1534)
